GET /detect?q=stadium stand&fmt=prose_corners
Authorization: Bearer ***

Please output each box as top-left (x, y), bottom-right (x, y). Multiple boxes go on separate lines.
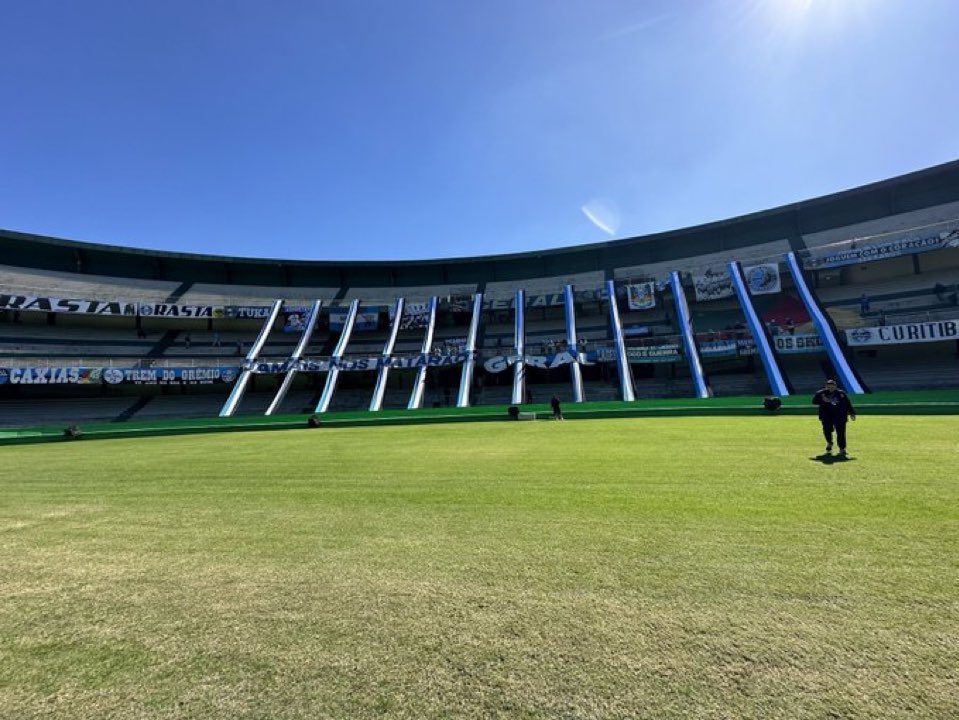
top-left (3, 161), bottom-right (959, 425)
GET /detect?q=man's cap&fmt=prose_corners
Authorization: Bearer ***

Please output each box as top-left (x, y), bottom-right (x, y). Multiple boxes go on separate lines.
top-left (826, 379), bottom-right (837, 385)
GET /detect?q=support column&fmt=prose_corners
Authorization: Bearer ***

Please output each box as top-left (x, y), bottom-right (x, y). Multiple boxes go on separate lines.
top-left (315, 299), bottom-right (361, 413)
top-left (511, 289), bottom-right (526, 405)
top-left (670, 271), bottom-right (709, 399)
top-left (563, 284), bottom-right (585, 402)
top-left (265, 299), bottom-right (323, 415)
top-left (370, 297), bottom-right (405, 411)
top-left (727, 261), bottom-right (789, 396)
top-left (784, 252), bottom-right (866, 393)
top-left (606, 279), bottom-right (635, 402)
top-left (219, 299), bottom-right (283, 417)
top-left (456, 292), bottom-right (483, 407)
top-left (407, 296), bottom-right (439, 410)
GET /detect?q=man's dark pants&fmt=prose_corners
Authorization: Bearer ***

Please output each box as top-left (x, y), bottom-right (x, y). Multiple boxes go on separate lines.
top-left (821, 419), bottom-right (847, 450)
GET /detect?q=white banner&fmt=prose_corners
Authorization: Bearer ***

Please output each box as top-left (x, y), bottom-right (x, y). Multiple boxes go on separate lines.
top-left (483, 351), bottom-right (595, 373)
top-left (692, 268), bottom-right (734, 301)
top-left (391, 301), bottom-right (432, 330)
top-left (743, 263), bottom-right (781, 295)
top-left (626, 282), bottom-right (656, 310)
top-left (138, 303), bottom-right (222, 319)
top-left (329, 308), bottom-right (381, 332)
top-left (846, 319), bottom-right (959, 346)
top-left (771, 333), bottom-right (823, 353)
top-left (627, 344), bottom-right (682, 363)
top-left (254, 354), bottom-right (469, 374)
top-left (0, 294), bottom-right (136, 316)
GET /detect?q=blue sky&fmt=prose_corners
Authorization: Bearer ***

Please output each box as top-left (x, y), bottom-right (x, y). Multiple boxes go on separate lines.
top-left (2, 0), bottom-right (957, 262)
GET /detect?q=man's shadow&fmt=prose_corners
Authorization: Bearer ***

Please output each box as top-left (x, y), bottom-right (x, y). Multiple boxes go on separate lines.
top-left (810, 453), bottom-right (856, 465)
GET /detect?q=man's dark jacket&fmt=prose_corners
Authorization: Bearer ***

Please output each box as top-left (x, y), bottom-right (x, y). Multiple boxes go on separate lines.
top-left (812, 388), bottom-right (856, 422)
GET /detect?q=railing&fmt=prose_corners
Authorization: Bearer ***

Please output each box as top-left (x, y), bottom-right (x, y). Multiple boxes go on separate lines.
top-left (835, 306), bottom-right (959, 330)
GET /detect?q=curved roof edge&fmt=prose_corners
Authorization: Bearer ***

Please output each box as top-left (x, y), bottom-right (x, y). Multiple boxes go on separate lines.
top-left (2, 159), bottom-right (958, 287)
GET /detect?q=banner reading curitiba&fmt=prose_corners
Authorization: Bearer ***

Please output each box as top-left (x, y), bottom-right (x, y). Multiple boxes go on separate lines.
top-left (846, 319), bottom-right (959, 346)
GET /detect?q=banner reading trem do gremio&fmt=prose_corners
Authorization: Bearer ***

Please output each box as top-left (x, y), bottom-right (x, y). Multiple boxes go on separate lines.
top-left (101, 367), bottom-right (240, 385)
top-left (846, 319), bottom-right (959, 347)
top-left (0, 294), bottom-right (136, 316)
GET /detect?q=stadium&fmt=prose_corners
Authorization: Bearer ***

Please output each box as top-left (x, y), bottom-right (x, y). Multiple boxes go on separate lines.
top-left (3, 161), bottom-right (959, 718)
top-left (2, 160), bottom-right (958, 436)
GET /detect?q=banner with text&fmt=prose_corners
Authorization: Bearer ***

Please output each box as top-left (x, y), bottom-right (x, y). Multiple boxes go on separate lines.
top-left (253, 353), bottom-right (469, 374)
top-left (692, 269), bottom-right (735, 302)
top-left (101, 366), bottom-right (239, 385)
top-left (1, 294), bottom-right (135, 316)
top-left (845, 319), bottom-right (959, 347)
top-left (627, 344), bottom-right (683, 363)
top-left (138, 303), bottom-right (223, 319)
top-left (389, 301), bottom-right (432, 330)
top-left (771, 333), bottom-right (823, 353)
top-left (805, 229), bottom-right (959, 270)
top-left (225, 304), bottom-right (274, 320)
top-left (0, 366), bottom-right (239, 385)
top-left (0, 367), bottom-right (102, 385)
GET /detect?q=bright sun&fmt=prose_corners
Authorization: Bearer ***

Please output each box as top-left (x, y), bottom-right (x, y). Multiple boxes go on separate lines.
top-left (758, 0), bottom-right (875, 41)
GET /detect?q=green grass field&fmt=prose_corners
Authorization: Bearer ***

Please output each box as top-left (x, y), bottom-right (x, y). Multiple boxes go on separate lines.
top-left (2, 415), bottom-right (957, 719)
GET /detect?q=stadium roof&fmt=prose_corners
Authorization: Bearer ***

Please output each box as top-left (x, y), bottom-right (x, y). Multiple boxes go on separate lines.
top-left (3, 159), bottom-right (958, 288)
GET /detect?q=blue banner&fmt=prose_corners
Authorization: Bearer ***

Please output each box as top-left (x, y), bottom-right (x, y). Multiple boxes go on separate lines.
top-left (225, 305), bottom-right (273, 319)
top-left (0, 366), bottom-right (239, 385)
top-left (251, 353), bottom-right (469, 374)
top-left (0, 367), bottom-right (102, 384)
top-left (805, 228), bottom-right (959, 270)
top-left (281, 306), bottom-right (312, 333)
top-left (101, 367), bottom-right (240, 385)
top-left (329, 307), bottom-right (383, 332)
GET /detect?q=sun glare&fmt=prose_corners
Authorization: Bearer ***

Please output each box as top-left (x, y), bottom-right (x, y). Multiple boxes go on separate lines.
top-left (748, 0), bottom-right (877, 50)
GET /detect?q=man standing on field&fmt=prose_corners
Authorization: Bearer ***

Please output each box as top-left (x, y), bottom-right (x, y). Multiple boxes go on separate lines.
top-left (812, 379), bottom-right (856, 456)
